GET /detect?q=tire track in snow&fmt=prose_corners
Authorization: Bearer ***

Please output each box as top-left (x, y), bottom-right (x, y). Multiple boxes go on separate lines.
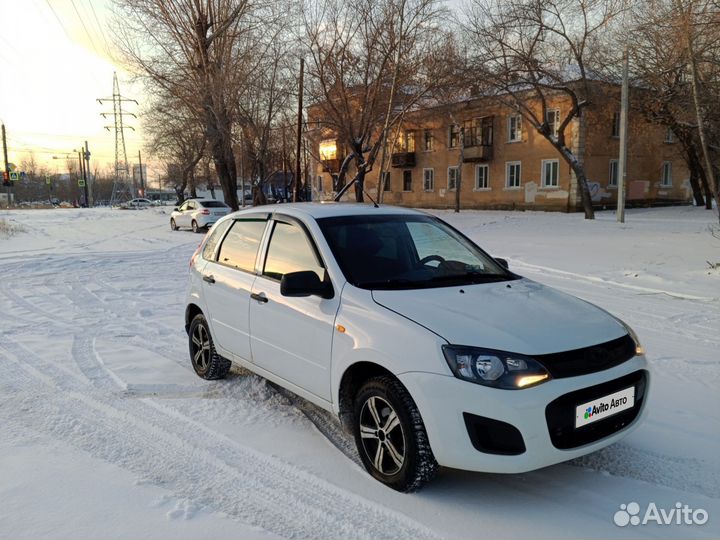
top-left (1, 337), bottom-right (439, 540)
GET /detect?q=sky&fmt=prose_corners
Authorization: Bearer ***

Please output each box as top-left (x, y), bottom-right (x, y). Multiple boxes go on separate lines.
top-left (0, 0), bottom-right (154, 183)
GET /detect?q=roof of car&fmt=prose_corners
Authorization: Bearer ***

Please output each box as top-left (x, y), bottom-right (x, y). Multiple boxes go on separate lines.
top-left (228, 202), bottom-right (426, 220)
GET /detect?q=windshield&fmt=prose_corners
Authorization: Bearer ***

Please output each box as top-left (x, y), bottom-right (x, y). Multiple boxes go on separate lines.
top-left (317, 214), bottom-right (515, 290)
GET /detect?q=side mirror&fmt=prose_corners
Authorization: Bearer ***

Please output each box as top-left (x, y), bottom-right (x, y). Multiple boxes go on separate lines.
top-left (173, 207), bottom-right (179, 211)
top-left (495, 257), bottom-right (509, 270)
top-left (280, 271), bottom-right (333, 299)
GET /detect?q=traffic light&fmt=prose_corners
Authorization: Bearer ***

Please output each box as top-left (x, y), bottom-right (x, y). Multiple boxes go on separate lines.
top-left (2, 171), bottom-right (10, 187)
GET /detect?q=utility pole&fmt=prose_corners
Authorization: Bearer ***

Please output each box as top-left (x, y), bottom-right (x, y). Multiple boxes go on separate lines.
top-left (137, 150), bottom-right (145, 196)
top-left (77, 150), bottom-right (85, 206)
top-left (617, 46), bottom-right (629, 223)
top-left (2, 123), bottom-right (10, 208)
top-left (84, 141), bottom-right (92, 207)
top-left (294, 58), bottom-right (304, 202)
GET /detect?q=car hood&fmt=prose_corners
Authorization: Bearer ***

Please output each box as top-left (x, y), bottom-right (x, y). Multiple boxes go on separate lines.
top-left (371, 278), bottom-right (627, 355)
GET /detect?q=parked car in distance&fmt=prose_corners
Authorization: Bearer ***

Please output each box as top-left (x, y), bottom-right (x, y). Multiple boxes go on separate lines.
top-left (171, 199), bottom-right (231, 232)
top-left (184, 203), bottom-right (649, 492)
top-left (122, 198), bottom-right (155, 209)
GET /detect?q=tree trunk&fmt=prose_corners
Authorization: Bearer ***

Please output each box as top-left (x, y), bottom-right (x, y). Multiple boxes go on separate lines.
top-left (571, 162), bottom-right (595, 219)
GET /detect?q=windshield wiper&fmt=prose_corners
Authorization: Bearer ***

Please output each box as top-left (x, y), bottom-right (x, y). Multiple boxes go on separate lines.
top-left (428, 272), bottom-right (509, 284)
top-left (357, 278), bottom-right (419, 289)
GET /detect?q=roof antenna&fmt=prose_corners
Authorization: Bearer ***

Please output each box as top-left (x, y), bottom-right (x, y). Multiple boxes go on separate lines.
top-left (364, 188), bottom-right (379, 208)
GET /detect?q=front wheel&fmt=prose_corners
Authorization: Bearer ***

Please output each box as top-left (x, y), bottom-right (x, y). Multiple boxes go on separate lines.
top-left (353, 376), bottom-right (438, 492)
top-left (188, 313), bottom-right (231, 380)
top-left (170, 218), bottom-right (178, 231)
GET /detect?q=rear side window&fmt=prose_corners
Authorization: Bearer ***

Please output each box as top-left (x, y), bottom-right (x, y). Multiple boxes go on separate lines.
top-left (217, 219), bottom-right (267, 272)
top-left (200, 201), bottom-right (228, 208)
top-left (263, 221), bottom-right (325, 281)
top-left (201, 220), bottom-right (232, 260)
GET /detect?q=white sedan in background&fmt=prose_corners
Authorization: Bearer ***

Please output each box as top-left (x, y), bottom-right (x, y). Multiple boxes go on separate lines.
top-left (122, 198), bottom-right (154, 209)
top-left (170, 199), bottom-right (231, 232)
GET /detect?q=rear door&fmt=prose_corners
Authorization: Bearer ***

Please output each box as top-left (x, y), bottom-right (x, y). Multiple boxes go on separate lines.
top-left (248, 216), bottom-right (339, 400)
top-left (201, 216), bottom-right (269, 361)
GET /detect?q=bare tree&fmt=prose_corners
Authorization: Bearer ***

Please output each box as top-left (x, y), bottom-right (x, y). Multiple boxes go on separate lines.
top-left (113, 0), bottom-right (272, 210)
top-left (144, 92), bottom-right (207, 205)
top-left (301, 0), bottom-right (452, 202)
top-left (464, 0), bottom-right (629, 219)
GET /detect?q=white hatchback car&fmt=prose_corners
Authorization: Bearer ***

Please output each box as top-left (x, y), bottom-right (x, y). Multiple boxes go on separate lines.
top-left (184, 204), bottom-right (649, 491)
top-left (171, 199), bottom-right (231, 232)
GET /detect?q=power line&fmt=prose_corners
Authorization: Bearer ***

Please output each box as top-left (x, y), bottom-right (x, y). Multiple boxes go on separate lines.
top-left (85, 0), bottom-right (112, 56)
top-left (70, 0), bottom-right (100, 56)
top-left (44, 0), bottom-right (74, 44)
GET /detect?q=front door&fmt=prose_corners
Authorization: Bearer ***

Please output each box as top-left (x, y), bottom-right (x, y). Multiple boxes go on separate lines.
top-left (249, 218), bottom-right (339, 401)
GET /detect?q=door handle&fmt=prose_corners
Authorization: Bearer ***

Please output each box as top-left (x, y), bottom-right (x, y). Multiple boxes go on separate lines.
top-left (202, 274), bottom-right (215, 284)
top-left (250, 292), bottom-right (268, 304)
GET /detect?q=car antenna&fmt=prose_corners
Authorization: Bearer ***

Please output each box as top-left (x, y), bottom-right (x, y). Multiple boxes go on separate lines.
top-left (364, 189), bottom-right (379, 208)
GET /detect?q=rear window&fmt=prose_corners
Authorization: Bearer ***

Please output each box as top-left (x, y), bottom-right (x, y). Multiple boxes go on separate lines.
top-left (200, 201), bottom-right (229, 208)
top-left (216, 219), bottom-right (268, 272)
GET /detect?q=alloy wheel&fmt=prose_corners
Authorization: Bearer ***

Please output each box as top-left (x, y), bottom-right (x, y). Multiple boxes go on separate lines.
top-left (191, 323), bottom-right (211, 372)
top-left (359, 395), bottom-right (406, 475)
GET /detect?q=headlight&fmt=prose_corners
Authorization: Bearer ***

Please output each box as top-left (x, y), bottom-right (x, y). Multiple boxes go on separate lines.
top-left (618, 320), bottom-right (645, 356)
top-left (442, 345), bottom-right (551, 389)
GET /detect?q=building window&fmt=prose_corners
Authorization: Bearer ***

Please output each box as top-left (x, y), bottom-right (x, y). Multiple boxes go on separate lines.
top-left (393, 131), bottom-right (415, 153)
top-left (464, 117), bottom-right (493, 147)
top-left (611, 112), bottom-right (620, 138)
top-left (448, 124), bottom-right (460, 148)
top-left (541, 159), bottom-right (559, 187)
top-left (423, 129), bottom-right (433, 151)
top-left (661, 161), bottom-right (672, 187)
top-left (506, 161), bottom-right (521, 188)
top-left (448, 166), bottom-right (459, 191)
top-left (319, 139), bottom-right (337, 160)
top-left (664, 127), bottom-right (675, 143)
top-left (546, 109), bottom-right (560, 138)
top-left (507, 115), bottom-right (522, 142)
top-left (423, 168), bottom-right (434, 191)
top-left (316, 175), bottom-right (324, 191)
top-left (475, 164), bottom-right (489, 190)
top-left (381, 171), bottom-right (391, 191)
top-left (403, 170), bottom-right (412, 191)
top-left (609, 159), bottom-right (618, 187)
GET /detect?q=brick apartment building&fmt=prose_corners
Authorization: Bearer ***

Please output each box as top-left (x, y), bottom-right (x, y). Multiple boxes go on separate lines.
top-left (308, 82), bottom-right (691, 211)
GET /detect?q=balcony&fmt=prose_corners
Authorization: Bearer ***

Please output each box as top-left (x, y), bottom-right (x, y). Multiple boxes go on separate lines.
top-left (391, 152), bottom-right (416, 168)
top-left (462, 144), bottom-right (493, 162)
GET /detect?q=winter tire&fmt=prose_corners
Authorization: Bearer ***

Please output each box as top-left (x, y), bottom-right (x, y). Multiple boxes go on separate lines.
top-left (188, 313), bottom-right (231, 380)
top-left (353, 375), bottom-right (439, 492)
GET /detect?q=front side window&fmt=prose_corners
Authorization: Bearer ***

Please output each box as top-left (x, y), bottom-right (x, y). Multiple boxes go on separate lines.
top-left (475, 164), bottom-right (489, 190)
top-left (508, 115), bottom-right (522, 142)
top-left (541, 159), bottom-right (559, 187)
top-left (661, 161), bottom-right (672, 187)
top-left (506, 161), bottom-right (521, 188)
top-left (263, 221), bottom-right (325, 281)
top-left (448, 167), bottom-right (459, 191)
top-left (317, 214), bottom-right (513, 290)
top-left (423, 168), bottom-right (434, 191)
top-left (217, 219), bottom-right (268, 272)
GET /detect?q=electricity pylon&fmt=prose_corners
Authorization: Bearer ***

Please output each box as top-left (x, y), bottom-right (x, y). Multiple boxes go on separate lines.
top-left (98, 72), bottom-right (137, 205)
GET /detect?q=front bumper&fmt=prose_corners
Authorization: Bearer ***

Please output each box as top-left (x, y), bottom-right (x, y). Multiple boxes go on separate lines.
top-left (398, 355), bottom-right (649, 473)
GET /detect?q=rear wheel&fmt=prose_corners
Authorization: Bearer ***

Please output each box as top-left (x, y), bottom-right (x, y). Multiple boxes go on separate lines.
top-left (353, 376), bottom-right (438, 492)
top-left (192, 220), bottom-right (200, 233)
top-left (188, 313), bottom-right (231, 380)
top-left (170, 218), bottom-right (178, 231)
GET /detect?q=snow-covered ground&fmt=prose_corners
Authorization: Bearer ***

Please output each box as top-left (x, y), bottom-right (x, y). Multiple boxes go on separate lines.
top-left (0, 205), bottom-right (718, 540)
